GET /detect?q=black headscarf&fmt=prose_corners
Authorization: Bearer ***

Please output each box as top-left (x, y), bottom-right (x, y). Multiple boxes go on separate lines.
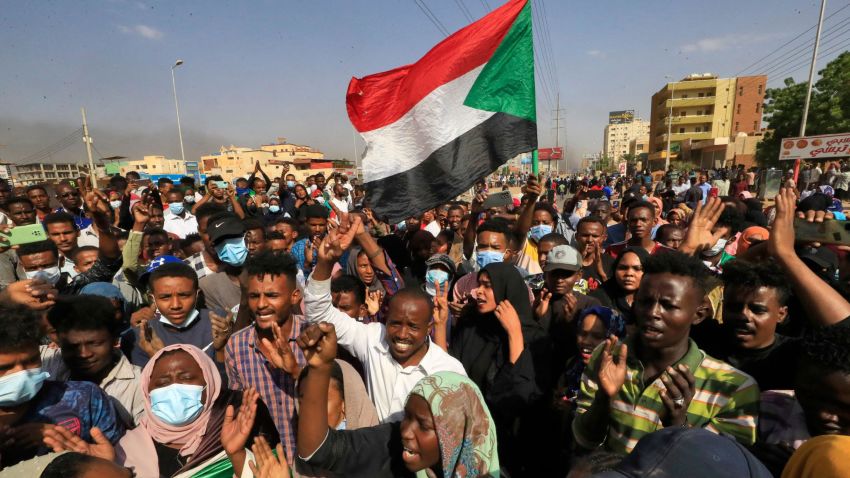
top-left (591, 247), bottom-right (650, 324)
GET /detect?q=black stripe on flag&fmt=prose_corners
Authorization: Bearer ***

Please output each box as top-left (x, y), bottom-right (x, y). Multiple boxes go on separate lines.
top-left (364, 112), bottom-right (537, 224)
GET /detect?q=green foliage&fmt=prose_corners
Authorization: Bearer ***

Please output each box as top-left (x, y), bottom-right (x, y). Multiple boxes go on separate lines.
top-left (758, 52), bottom-right (850, 168)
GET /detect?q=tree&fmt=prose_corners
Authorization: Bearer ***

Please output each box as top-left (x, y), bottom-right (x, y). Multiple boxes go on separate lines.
top-left (758, 52), bottom-right (850, 168)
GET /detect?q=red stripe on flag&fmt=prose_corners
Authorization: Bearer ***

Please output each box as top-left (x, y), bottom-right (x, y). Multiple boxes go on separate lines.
top-left (346, 0), bottom-right (527, 133)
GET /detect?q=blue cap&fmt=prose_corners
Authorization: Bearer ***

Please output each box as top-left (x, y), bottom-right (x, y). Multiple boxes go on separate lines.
top-left (592, 428), bottom-right (772, 478)
top-left (140, 255), bottom-right (186, 283)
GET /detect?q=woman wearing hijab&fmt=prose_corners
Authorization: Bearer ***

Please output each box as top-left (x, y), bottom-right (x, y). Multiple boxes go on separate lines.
top-left (555, 306), bottom-right (627, 406)
top-left (116, 344), bottom-right (278, 477)
top-left (448, 262), bottom-right (549, 474)
top-left (590, 247), bottom-right (648, 326)
top-left (344, 218), bottom-right (405, 321)
top-left (735, 226), bottom-right (770, 257)
top-left (297, 323), bottom-right (500, 478)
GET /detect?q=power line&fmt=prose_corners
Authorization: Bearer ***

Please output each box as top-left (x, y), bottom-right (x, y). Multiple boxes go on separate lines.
top-left (768, 36), bottom-right (850, 84)
top-left (413, 0), bottom-right (450, 37)
top-left (17, 128), bottom-right (84, 164)
top-left (742, 14), bottom-right (850, 79)
top-left (454, 0), bottom-right (474, 23)
top-left (531, 0), bottom-right (558, 97)
top-left (479, 0), bottom-right (491, 12)
top-left (736, 2), bottom-right (850, 75)
top-left (537, 0), bottom-right (560, 94)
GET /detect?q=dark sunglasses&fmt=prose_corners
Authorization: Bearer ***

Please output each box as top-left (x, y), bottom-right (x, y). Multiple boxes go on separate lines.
top-left (60, 191), bottom-right (81, 198)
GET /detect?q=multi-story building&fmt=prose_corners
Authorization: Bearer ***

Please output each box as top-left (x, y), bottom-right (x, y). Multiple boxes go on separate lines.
top-left (15, 162), bottom-right (89, 185)
top-left (629, 135), bottom-right (650, 157)
top-left (603, 112), bottom-right (650, 161)
top-left (648, 73), bottom-right (766, 168)
top-left (201, 138), bottom-right (329, 183)
top-left (118, 155), bottom-right (187, 177)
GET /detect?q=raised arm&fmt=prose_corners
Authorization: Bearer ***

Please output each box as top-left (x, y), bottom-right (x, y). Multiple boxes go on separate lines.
top-left (227, 185), bottom-right (246, 219)
top-left (770, 188), bottom-right (850, 326)
top-left (515, 175), bottom-right (542, 240)
top-left (353, 214), bottom-right (391, 276)
top-left (295, 323), bottom-right (338, 459)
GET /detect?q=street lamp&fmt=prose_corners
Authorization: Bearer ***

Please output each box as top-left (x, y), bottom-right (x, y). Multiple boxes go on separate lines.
top-left (171, 59), bottom-right (186, 163)
top-left (664, 75), bottom-right (675, 172)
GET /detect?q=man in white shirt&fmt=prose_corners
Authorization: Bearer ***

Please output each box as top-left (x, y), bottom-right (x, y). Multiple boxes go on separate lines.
top-left (163, 189), bottom-right (198, 239)
top-left (304, 218), bottom-right (467, 422)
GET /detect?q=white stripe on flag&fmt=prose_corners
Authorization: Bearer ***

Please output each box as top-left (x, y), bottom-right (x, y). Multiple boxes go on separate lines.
top-left (360, 65), bottom-right (495, 183)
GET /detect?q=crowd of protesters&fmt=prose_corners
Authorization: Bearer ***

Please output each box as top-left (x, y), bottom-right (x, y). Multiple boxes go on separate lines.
top-left (0, 157), bottom-right (848, 478)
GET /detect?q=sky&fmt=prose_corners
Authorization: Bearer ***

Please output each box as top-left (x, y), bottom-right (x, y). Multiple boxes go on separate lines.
top-left (0, 0), bottom-right (845, 171)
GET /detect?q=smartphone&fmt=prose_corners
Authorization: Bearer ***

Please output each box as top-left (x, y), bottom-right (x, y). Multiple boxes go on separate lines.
top-left (794, 219), bottom-right (850, 245)
top-left (612, 200), bottom-right (621, 210)
top-left (3, 224), bottom-right (47, 246)
top-left (481, 190), bottom-right (513, 209)
top-left (214, 181), bottom-right (228, 189)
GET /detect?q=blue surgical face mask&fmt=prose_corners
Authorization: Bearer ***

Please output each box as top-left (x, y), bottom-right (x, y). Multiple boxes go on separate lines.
top-left (149, 383), bottom-right (205, 426)
top-left (426, 269), bottom-right (450, 286)
top-left (286, 181), bottom-right (296, 189)
top-left (215, 236), bottom-right (248, 267)
top-left (476, 250), bottom-right (505, 270)
top-left (168, 202), bottom-right (185, 215)
top-left (0, 368), bottom-right (50, 407)
top-left (109, 200), bottom-right (122, 209)
top-left (268, 205), bottom-right (281, 213)
top-left (335, 419), bottom-right (347, 431)
top-left (529, 224), bottom-right (553, 242)
top-left (158, 308), bottom-right (200, 329)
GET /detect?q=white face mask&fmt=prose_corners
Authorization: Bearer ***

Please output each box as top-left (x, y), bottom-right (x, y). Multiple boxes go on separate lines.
top-left (25, 266), bottom-right (62, 286)
top-left (701, 238), bottom-right (728, 257)
top-left (158, 308), bottom-right (200, 329)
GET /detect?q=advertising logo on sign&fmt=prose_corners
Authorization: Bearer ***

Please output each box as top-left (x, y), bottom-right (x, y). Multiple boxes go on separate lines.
top-left (609, 110), bottom-right (635, 125)
top-left (779, 133), bottom-right (850, 161)
top-left (538, 147), bottom-right (564, 161)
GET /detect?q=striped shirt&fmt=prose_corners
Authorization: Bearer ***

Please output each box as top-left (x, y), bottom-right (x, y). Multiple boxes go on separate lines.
top-left (572, 338), bottom-right (759, 454)
top-left (224, 318), bottom-right (307, 463)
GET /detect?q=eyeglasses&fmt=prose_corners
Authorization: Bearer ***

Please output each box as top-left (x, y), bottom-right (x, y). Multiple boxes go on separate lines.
top-left (60, 192), bottom-right (80, 198)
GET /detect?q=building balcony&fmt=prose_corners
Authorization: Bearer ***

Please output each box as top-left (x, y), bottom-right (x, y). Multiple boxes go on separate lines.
top-left (665, 97), bottom-right (716, 108)
top-left (662, 131), bottom-right (714, 142)
top-left (657, 114), bottom-right (714, 128)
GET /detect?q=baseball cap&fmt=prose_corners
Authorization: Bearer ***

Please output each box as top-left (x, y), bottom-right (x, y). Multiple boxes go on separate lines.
top-left (207, 213), bottom-right (245, 245)
top-left (543, 245), bottom-right (581, 273)
top-left (592, 428), bottom-right (772, 478)
top-left (425, 254), bottom-right (456, 277)
top-left (139, 255), bottom-right (185, 285)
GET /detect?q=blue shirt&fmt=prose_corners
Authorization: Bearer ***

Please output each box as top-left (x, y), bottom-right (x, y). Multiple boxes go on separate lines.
top-left (698, 183), bottom-right (711, 204)
top-left (290, 238), bottom-right (313, 275)
top-left (10, 381), bottom-right (125, 466)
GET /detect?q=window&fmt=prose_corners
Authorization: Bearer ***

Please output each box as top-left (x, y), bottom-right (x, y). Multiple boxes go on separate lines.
top-left (755, 103), bottom-right (760, 113)
top-left (682, 94), bottom-right (689, 98)
top-left (758, 85), bottom-right (763, 95)
top-left (735, 122), bottom-right (739, 131)
top-left (739, 87), bottom-right (744, 96)
top-left (680, 111), bottom-right (686, 117)
top-left (754, 121), bottom-right (758, 130)
top-left (696, 110), bottom-right (702, 116)
top-left (737, 104), bottom-right (741, 114)
top-left (695, 127), bottom-right (702, 132)
top-left (679, 128), bottom-right (685, 134)
top-left (698, 92), bottom-right (705, 97)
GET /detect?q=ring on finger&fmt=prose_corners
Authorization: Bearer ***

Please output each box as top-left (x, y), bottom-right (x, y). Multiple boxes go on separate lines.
top-left (672, 396), bottom-right (685, 407)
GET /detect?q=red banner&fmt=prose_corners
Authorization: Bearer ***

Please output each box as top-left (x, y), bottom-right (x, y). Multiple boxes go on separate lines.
top-left (538, 147), bottom-right (563, 160)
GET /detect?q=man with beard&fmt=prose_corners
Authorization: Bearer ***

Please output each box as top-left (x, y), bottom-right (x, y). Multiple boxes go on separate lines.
top-left (290, 204), bottom-right (330, 275)
top-left (605, 201), bottom-right (669, 258)
top-left (224, 250), bottom-right (307, 463)
top-left (304, 215), bottom-right (466, 423)
top-left (445, 203), bottom-right (465, 264)
top-left (574, 217), bottom-right (613, 292)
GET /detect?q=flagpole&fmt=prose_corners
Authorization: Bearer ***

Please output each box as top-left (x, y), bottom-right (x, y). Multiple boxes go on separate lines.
top-left (532, 149), bottom-right (539, 175)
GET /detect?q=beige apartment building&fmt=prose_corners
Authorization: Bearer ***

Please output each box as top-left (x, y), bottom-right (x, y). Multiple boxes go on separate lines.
top-left (201, 138), bottom-right (328, 183)
top-left (15, 162), bottom-right (89, 185)
top-left (118, 155), bottom-right (186, 176)
top-left (648, 73), bottom-right (766, 168)
top-left (603, 117), bottom-right (650, 161)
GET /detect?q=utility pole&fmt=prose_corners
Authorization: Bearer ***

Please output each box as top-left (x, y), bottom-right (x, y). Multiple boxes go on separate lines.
top-left (795, 0), bottom-right (826, 183)
top-left (552, 92), bottom-right (565, 174)
top-left (81, 107), bottom-right (97, 185)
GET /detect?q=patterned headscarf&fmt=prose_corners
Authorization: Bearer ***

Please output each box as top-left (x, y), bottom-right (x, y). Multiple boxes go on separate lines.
top-left (562, 306), bottom-right (627, 399)
top-left (409, 372), bottom-right (500, 478)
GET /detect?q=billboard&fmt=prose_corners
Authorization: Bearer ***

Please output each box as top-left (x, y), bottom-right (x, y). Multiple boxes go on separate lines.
top-left (609, 110), bottom-right (635, 125)
top-left (779, 132), bottom-right (850, 161)
top-left (538, 147), bottom-right (564, 160)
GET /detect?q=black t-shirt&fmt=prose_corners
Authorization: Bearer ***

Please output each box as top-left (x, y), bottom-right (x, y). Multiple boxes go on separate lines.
top-left (155, 441), bottom-right (188, 477)
top-left (702, 334), bottom-right (801, 391)
top-left (581, 255), bottom-right (614, 292)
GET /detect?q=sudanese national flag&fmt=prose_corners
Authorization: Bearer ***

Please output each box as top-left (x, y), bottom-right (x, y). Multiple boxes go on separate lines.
top-left (347, 0), bottom-right (536, 223)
